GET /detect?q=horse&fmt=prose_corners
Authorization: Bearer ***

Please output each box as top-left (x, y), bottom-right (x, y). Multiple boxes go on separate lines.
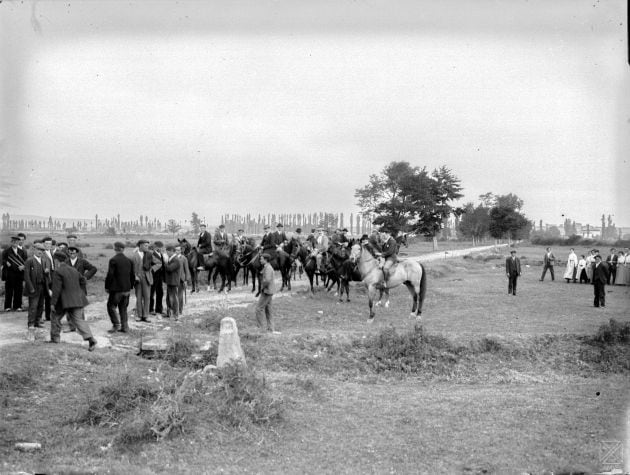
top-left (235, 242), bottom-right (259, 289)
top-left (324, 244), bottom-right (363, 302)
top-left (178, 239), bottom-right (200, 293)
top-left (288, 240), bottom-right (327, 296)
top-left (201, 246), bottom-right (235, 293)
top-left (349, 243), bottom-right (427, 322)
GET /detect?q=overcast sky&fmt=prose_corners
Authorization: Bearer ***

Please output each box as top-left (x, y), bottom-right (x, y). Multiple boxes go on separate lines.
top-left (1, 0), bottom-right (628, 227)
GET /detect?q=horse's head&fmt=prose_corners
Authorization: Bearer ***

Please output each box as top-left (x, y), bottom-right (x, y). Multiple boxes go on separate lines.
top-left (349, 243), bottom-right (362, 263)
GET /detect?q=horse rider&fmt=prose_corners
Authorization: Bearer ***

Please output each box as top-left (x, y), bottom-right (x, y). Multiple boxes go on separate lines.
top-left (294, 228), bottom-right (306, 245)
top-left (213, 224), bottom-right (230, 253)
top-left (233, 229), bottom-right (246, 247)
top-left (259, 224), bottom-right (277, 260)
top-left (331, 227), bottom-right (350, 258)
top-left (314, 228), bottom-right (329, 273)
top-left (306, 228), bottom-right (317, 250)
top-left (368, 229), bottom-right (382, 254)
top-left (197, 224), bottom-right (213, 256)
top-left (376, 227), bottom-right (399, 281)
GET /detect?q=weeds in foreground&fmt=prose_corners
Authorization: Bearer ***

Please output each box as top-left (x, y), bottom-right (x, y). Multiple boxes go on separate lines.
top-left (589, 319), bottom-right (630, 345)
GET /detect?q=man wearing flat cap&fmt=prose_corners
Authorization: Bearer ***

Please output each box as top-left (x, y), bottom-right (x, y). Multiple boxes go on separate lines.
top-left (66, 235), bottom-right (86, 259)
top-left (105, 242), bottom-right (135, 332)
top-left (213, 224), bottom-right (230, 252)
top-left (132, 239), bottom-right (156, 322)
top-left (23, 243), bottom-right (48, 328)
top-left (505, 249), bottom-right (522, 296)
top-left (197, 224), bottom-right (213, 255)
top-left (2, 236), bottom-right (27, 312)
top-left (255, 253), bottom-right (280, 334)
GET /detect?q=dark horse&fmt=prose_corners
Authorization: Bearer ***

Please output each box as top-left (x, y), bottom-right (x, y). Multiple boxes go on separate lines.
top-left (204, 246), bottom-right (235, 293)
top-left (247, 246), bottom-right (293, 297)
top-left (286, 239), bottom-right (328, 297)
top-left (179, 239), bottom-right (200, 293)
top-left (323, 245), bottom-right (362, 302)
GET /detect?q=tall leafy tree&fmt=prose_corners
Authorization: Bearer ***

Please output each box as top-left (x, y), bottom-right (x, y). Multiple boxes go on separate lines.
top-left (355, 161), bottom-right (463, 249)
top-left (190, 211), bottom-right (201, 233)
top-left (458, 202), bottom-right (490, 245)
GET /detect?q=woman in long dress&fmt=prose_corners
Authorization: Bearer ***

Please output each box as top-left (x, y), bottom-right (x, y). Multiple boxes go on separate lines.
top-left (577, 254), bottom-right (589, 284)
top-left (585, 250), bottom-right (595, 283)
top-left (563, 248), bottom-right (578, 283)
top-left (617, 251), bottom-right (627, 286)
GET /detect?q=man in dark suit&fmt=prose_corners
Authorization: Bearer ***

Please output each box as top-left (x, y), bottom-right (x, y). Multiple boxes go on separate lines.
top-left (163, 245), bottom-right (181, 319)
top-left (50, 252), bottom-right (97, 351)
top-left (63, 246), bottom-right (97, 332)
top-left (149, 241), bottom-right (165, 316)
top-left (505, 250), bottom-right (522, 296)
top-left (213, 224), bottom-right (230, 252)
top-left (376, 228), bottom-right (399, 282)
top-left (131, 239), bottom-right (155, 322)
top-left (23, 243), bottom-right (48, 328)
top-left (105, 242), bottom-right (135, 332)
top-left (592, 254), bottom-right (609, 308)
top-left (605, 248), bottom-right (618, 285)
top-left (41, 236), bottom-right (55, 320)
top-left (197, 224), bottom-right (213, 255)
top-left (2, 236), bottom-right (27, 312)
top-left (539, 247), bottom-right (556, 281)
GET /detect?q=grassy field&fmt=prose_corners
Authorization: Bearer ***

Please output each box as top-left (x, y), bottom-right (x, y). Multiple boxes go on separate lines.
top-left (0, 235), bottom-right (629, 474)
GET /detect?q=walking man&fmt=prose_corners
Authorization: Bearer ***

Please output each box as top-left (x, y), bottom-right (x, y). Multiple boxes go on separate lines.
top-left (2, 236), bottom-right (26, 312)
top-left (540, 247), bottom-right (555, 281)
top-left (592, 254), bottom-right (609, 308)
top-left (505, 250), bottom-right (521, 296)
top-left (50, 252), bottom-right (97, 351)
top-left (255, 253), bottom-right (279, 334)
top-left (104, 242), bottom-right (135, 332)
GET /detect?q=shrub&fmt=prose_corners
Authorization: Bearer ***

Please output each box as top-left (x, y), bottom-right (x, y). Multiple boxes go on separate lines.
top-left (195, 313), bottom-right (223, 332)
top-left (77, 371), bottom-right (159, 427)
top-left (209, 362), bottom-right (284, 427)
top-left (471, 337), bottom-right (503, 353)
top-left (104, 243), bottom-right (114, 250)
top-left (360, 325), bottom-right (461, 374)
top-left (590, 319), bottom-right (630, 345)
top-left (0, 365), bottom-right (44, 391)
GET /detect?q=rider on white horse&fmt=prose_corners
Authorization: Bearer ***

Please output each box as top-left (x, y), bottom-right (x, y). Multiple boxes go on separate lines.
top-left (375, 227), bottom-right (399, 282)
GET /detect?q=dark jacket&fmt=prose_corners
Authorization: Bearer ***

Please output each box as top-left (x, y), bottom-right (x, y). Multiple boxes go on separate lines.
top-left (105, 252), bottom-right (135, 292)
top-left (505, 256), bottom-right (521, 276)
top-left (592, 262), bottom-right (609, 285)
top-left (197, 231), bottom-right (213, 253)
top-left (70, 257), bottom-right (97, 280)
top-left (52, 262), bottom-right (89, 309)
top-left (164, 256), bottom-right (181, 286)
top-left (23, 256), bottom-right (47, 294)
top-left (381, 236), bottom-right (398, 259)
top-left (1, 246), bottom-right (26, 280)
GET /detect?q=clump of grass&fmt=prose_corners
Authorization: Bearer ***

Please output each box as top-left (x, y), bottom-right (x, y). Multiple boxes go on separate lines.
top-left (77, 371), bottom-right (159, 427)
top-left (359, 324), bottom-right (461, 374)
top-left (103, 243), bottom-right (114, 250)
top-left (208, 362), bottom-right (284, 428)
top-left (0, 365), bottom-right (44, 391)
top-left (165, 335), bottom-right (199, 366)
top-left (590, 319), bottom-right (630, 345)
top-left (195, 312), bottom-right (223, 332)
top-left (471, 336), bottom-right (504, 354)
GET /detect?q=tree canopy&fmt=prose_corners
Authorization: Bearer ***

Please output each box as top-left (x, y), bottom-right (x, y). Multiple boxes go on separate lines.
top-left (354, 161), bottom-right (463, 238)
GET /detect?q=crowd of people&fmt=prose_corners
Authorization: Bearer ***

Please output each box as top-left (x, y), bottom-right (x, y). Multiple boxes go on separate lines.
top-left (3, 231), bottom-right (628, 345)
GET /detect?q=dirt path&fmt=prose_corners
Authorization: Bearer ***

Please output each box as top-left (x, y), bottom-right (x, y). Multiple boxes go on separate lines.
top-left (0, 244), bottom-right (507, 350)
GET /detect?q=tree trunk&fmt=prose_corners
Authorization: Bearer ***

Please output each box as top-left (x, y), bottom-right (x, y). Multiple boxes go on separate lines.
top-left (432, 235), bottom-right (438, 251)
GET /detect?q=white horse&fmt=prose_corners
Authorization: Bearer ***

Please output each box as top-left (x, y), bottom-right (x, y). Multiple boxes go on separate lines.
top-left (349, 243), bottom-right (427, 322)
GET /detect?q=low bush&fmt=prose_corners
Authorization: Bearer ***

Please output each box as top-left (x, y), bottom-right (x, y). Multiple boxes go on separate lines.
top-left (104, 243), bottom-right (114, 250)
top-left (589, 319), bottom-right (630, 345)
top-left (359, 325), bottom-right (461, 374)
top-left (208, 362), bottom-right (285, 427)
top-left (0, 365), bottom-right (44, 391)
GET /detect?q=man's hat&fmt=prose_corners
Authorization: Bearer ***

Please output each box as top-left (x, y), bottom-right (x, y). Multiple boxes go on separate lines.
top-left (200, 223), bottom-right (207, 227)
top-left (53, 251), bottom-right (67, 261)
top-left (66, 234), bottom-right (77, 239)
top-left (114, 241), bottom-right (125, 250)
top-left (219, 224), bottom-right (225, 229)
top-left (261, 253), bottom-right (271, 260)
top-left (57, 242), bottom-right (68, 248)
top-left (237, 229), bottom-right (244, 232)
top-left (33, 243), bottom-right (45, 251)
top-left (263, 224), bottom-right (270, 230)
top-left (68, 246), bottom-right (79, 253)
top-left (276, 223), bottom-right (283, 228)
top-left (10, 236), bottom-right (20, 242)
top-left (137, 239), bottom-right (149, 246)
top-left (360, 234), bottom-right (369, 241)
top-left (510, 250), bottom-right (517, 254)
top-left (154, 241), bottom-right (164, 248)
top-left (341, 228), bottom-right (348, 232)
top-left (295, 228), bottom-right (302, 233)
top-left (165, 244), bottom-right (175, 251)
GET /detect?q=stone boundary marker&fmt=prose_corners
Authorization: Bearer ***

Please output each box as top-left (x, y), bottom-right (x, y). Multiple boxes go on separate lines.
top-left (216, 317), bottom-right (246, 368)
top-left (402, 244), bottom-right (510, 263)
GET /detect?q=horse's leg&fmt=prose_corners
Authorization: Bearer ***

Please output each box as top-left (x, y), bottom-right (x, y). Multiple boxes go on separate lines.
top-left (404, 281), bottom-right (418, 317)
top-left (367, 283), bottom-right (377, 323)
top-left (191, 268), bottom-right (197, 293)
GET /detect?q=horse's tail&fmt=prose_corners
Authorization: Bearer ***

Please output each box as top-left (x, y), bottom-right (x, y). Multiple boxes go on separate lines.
top-left (418, 262), bottom-right (427, 303)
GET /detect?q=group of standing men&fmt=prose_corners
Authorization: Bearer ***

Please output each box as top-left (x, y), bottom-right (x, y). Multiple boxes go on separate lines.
top-left (2, 234), bottom-right (98, 350)
top-left (104, 240), bottom-right (192, 332)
